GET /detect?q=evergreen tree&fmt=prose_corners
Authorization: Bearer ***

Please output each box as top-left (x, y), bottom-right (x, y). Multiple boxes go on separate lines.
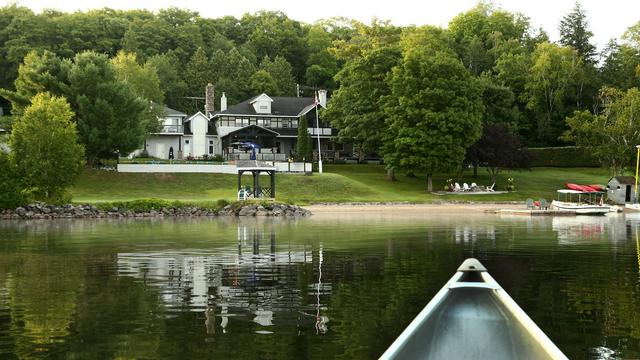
top-left (184, 47), bottom-right (212, 102)
top-left (295, 116), bottom-right (313, 162)
top-left (249, 70), bottom-right (278, 95)
top-left (559, 2), bottom-right (597, 63)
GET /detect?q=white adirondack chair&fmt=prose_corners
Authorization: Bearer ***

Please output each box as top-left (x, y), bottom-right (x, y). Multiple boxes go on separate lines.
top-left (463, 183), bottom-right (470, 191)
top-left (454, 183), bottom-right (462, 192)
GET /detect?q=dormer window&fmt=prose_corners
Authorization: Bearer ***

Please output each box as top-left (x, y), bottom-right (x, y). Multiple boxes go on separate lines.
top-left (250, 93), bottom-right (274, 114)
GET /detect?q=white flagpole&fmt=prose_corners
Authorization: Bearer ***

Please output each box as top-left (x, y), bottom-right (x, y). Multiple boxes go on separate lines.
top-left (315, 91), bottom-right (323, 173)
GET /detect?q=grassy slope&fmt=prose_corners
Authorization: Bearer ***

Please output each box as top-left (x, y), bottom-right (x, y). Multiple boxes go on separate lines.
top-left (71, 165), bottom-right (611, 204)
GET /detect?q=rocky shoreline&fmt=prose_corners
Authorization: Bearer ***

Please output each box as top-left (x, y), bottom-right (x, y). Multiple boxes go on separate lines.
top-left (0, 203), bottom-right (312, 220)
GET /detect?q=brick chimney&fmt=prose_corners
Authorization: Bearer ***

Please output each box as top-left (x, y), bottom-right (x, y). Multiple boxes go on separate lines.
top-left (205, 83), bottom-right (215, 117)
top-left (220, 92), bottom-right (227, 112)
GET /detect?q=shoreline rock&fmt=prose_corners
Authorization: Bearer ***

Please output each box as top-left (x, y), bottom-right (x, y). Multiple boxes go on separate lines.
top-left (0, 202), bottom-right (312, 220)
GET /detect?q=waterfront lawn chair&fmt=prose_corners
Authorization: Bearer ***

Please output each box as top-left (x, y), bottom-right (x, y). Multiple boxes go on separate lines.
top-left (471, 182), bottom-right (478, 189)
top-left (486, 183), bottom-right (495, 192)
top-left (539, 198), bottom-right (548, 210)
top-left (463, 183), bottom-right (470, 191)
top-left (454, 183), bottom-right (462, 192)
top-left (526, 198), bottom-right (535, 209)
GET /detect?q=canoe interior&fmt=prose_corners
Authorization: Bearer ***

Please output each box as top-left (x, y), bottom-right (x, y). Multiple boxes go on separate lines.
top-left (390, 276), bottom-right (552, 359)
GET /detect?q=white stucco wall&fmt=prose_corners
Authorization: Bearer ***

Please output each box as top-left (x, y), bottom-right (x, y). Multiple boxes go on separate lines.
top-left (190, 114), bottom-right (209, 157)
top-left (117, 162), bottom-right (312, 173)
top-left (146, 136), bottom-right (181, 159)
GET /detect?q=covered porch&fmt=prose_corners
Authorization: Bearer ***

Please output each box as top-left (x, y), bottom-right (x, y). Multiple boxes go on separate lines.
top-left (222, 125), bottom-right (281, 161)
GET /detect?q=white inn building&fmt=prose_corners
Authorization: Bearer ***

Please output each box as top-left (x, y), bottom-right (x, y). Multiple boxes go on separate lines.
top-left (141, 84), bottom-right (351, 162)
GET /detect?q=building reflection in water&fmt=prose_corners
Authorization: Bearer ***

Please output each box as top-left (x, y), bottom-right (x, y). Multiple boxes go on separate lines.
top-left (116, 219), bottom-right (330, 338)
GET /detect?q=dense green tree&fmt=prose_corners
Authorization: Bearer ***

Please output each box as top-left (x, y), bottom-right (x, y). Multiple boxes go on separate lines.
top-left (600, 40), bottom-right (640, 90)
top-left (10, 93), bottom-right (84, 202)
top-left (259, 56), bottom-right (296, 95)
top-left (383, 42), bottom-right (484, 192)
top-left (296, 116), bottom-right (313, 162)
top-left (66, 52), bottom-right (148, 161)
top-left (525, 42), bottom-right (582, 143)
top-left (324, 21), bottom-right (402, 162)
top-left (466, 123), bottom-right (531, 185)
top-left (559, 2), bottom-right (597, 63)
top-left (146, 52), bottom-right (188, 111)
top-left (0, 152), bottom-right (28, 209)
top-left (563, 87), bottom-right (640, 174)
top-left (305, 24), bottom-right (340, 89)
top-left (249, 70), bottom-right (278, 95)
top-left (241, 11), bottom-right (308, 79)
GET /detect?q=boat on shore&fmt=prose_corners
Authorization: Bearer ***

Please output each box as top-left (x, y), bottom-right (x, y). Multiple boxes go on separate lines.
top-left (551, 189), bottom-right (610, 215)
top-left (380, 258), bottom-right (567, 360)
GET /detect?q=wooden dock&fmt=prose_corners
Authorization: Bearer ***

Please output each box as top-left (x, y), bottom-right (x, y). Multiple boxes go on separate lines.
top-left (486, 209), bottom-right (576, 216)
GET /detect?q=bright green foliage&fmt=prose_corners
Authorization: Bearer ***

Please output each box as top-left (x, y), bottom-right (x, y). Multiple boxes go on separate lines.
top-left (383, 45), bottom-right (484, 192)
top-left (558, 2), bottom-right (596, 63)
top-left (563, 87), bottom-right (640, 175)
top-left (0, 151), bottom-right (28, 209)
top-left (111, 51), bottom-right (164, 133)
top-left (111, 51), bottom-right (164, 103)
top-left (249, 69), bottom-right (278, 95)
top-left (10, 93), bottom-right (84, 202)
top-left (600, 41), bottom-right (640, 90)
top-left (296, 116), bottom-right (313, 162)
top-left (324, 21), bottom-right (402, 161)
top-left (525, 42), bottom-right (582, 142)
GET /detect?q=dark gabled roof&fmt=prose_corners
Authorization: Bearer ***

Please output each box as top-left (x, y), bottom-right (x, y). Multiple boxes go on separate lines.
top-left (214, 96), bottom-right (316, 117)
top-left (610, 176), bottom-right (636, 185)
top-left (165, 106), bottom-right (187, 117)
top-left (151, 102), bottom-right (187, 117)
top-left (221, 125), bottom-right (280, 139)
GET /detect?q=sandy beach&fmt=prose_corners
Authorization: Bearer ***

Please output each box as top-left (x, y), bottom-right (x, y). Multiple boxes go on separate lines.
top-left (304, 202), bottom-right (523, 215)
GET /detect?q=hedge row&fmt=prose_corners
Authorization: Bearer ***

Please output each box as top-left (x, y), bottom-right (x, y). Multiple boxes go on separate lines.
top-left (528, 146), bottom-right (601, 167)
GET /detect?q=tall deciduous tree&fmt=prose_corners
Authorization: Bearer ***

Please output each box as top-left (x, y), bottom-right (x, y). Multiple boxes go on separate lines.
top-left (259, 56), bottom-right (296, 95)
top-left (10, 92), bottom-right (84, 202)
top-left (563, 87), bottom-right (640, 175)
top-left (249, 70), bottom-right (278, 95)
top-left (383, 39), bottom-right (484, 192)
top-left (323, 21), bottom-right (402, 162)
top-left (184, 47), bottom-right (213, 102)
top-left (525, 42), bottom-right (582, 143)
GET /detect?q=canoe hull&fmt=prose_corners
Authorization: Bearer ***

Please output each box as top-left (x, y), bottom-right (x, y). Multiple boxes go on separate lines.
top-left (380, 259), bottom-right (567, 360)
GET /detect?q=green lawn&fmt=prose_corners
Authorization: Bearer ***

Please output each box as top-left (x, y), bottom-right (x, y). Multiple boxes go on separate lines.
top-left (70, 165), bottom-right (611, 204)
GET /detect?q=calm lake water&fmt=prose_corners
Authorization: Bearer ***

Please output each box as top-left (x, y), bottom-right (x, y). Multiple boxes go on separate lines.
top-left (1, 213), bottom-right (640, 359)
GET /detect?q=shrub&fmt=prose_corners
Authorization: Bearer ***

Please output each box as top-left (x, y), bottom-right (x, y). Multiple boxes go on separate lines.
top-left (529, 147), bottom-right (600, 167)
top-left (0, 152), bottom-right (29, 209)
top-left (11, 93), bottom-right (85, 202)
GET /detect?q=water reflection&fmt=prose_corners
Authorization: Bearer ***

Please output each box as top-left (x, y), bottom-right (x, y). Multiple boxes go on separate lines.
top-left (1, 215), bottom-right (640, 359)
top-left (116, 220), bottom-right (330, 338)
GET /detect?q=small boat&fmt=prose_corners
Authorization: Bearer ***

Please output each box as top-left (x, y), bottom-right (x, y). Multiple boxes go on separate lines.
top-left (380, 259), bottom-right (567, 360)
top-left (551, 189), bottom-right (610, 215)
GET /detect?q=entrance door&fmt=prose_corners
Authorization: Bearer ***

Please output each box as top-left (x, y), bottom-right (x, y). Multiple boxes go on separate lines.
top-left (184, 140), bottom-right (191, 157)
top-left (626, 185), bottom-right (632, 202)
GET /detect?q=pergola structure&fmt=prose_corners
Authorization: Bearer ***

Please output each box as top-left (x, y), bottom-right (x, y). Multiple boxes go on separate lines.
top-left (237, 160), bottom-right (277, 199)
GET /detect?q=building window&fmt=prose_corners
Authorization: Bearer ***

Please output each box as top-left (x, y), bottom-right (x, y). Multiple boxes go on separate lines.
top-left (260, 105), bottom-right (267, 110)
top-left (185, 140), bottom-right (190, 144)
top-left (209, 140), bottom-right (214, 144)
top-left (209, 146), bottom-right (213, 154)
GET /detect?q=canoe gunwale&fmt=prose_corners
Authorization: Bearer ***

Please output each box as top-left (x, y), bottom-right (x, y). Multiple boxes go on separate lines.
top-left (379, 258), bottom-right (568, 360)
